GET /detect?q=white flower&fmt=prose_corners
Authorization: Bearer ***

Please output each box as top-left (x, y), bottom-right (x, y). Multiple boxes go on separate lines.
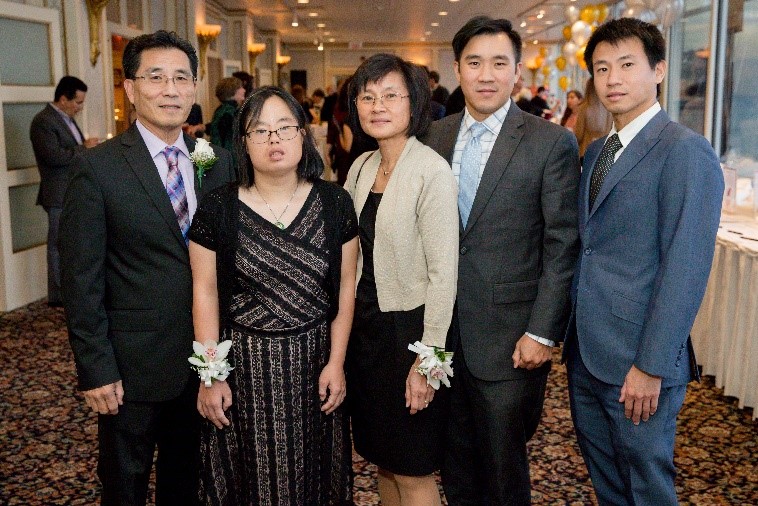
top-left (408, 341), bottom-right (454, 390)
top-left (189, 139), bottom-right (219, 187)
top-left (188, 340), bottom-right (233, 387)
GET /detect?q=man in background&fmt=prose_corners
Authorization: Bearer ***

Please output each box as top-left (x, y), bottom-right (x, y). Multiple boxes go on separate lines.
top-left (430, 70), bottom-right (450, 105)
top-left (30, 76), bottom-right (99, 307)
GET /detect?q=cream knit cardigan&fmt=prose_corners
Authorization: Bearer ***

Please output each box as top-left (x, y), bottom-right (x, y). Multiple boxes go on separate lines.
top-left (344, 136), bottom-right (459, 348)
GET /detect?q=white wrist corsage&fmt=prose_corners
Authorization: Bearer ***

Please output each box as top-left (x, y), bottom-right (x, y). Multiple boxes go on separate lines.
top-left (408, 341), bottom-right (454, 390)
top-left (189, 138), bottom-right (218, 188)
top-left (188, 340), bottom-right (233, 387)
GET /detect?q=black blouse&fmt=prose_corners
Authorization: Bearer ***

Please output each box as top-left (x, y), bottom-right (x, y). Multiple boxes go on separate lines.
top-left (189, 179), bottom-right (358, 330)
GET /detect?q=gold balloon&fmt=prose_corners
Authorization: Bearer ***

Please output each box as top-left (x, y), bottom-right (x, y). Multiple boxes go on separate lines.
top-left (539, 46), bottom-right (548, 57)
top-left (580, 5), bottom-right (598, 24)
top-left (563, 25), bottom-right (572, 41)
top-left (559, 75), bottom-right (570, 91)
top-left (577, 46), bottom-right (587, 71)
top-left (541, 65), bottom-right (551, 76)
top-left (556, 56), bottom-right (567, 71)
top-left (535, 55), bottom-right (545, 68)
top-left (597, 4), bottom-right (610, 23)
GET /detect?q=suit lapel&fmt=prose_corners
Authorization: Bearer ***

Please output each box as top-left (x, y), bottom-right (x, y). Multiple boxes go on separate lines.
top-left (463, 105), bottom-right (524, 240)
top-left (184, 134), bottom-right (202, 200)
top-left (438, 113), bottom-right (462, 164)
top-left (589, 110), bottom-right (670, 217)
top-left (47, 104), bottom-right (81, 146)
top-left (121, 124), bottom-right (187, 247)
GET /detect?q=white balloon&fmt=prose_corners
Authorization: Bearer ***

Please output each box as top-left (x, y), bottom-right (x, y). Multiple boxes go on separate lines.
top-left (657, 0), bottom-right (684, 28)
top-left (565, 5), bottom-right (580, 23)
top-left (571, 20), bottom-right (592, 47)
top-left (563, 41), bottom-right (578, 66)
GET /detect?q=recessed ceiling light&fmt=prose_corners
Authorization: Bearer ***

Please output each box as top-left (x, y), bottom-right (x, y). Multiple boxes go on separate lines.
top-left (431, 22), bottom-right (439, 27)
top-left (546, 20), bottom-right (554, 25)
top-left (425, 31), bottom-right (432, 35)
top-left (439, 11), bottom-right (448, 16)
top-left (308, 12), bottom-right (318, 17)
top-left (520, 21), bottom-right (526, 28)
top-left (297, 0), bottom-right (309, 3)
top-left (533, 40), bottom-right (539, 44)
top-left (526, 29), bottom-right (534, 34)
top-left (317, 23), bottom-right (326, 28)
top-left (292, 14), bottom-right (299, 27)
top-left (449, 0), bottom-right (459, 2)
top-left (324, 31), bottom-right (331, 35)
top-left (329, 37), bottom-right (335, 42)
top-left (536, 13), bottom-right (544, 19)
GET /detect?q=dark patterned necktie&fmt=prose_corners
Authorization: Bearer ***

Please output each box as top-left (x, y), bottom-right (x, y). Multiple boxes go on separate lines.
top-left (162, 146), bottom-right (190, 244)
top-left (589, 133), bottom-right (623, 209)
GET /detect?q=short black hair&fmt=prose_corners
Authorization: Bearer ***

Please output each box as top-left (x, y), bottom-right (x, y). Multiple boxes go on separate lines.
top-left (452, 16), bottom-right (522, 65)
top-left (429, 70), bottom-right (440, 83)
top-left (122, 30), bottom-right (198, 79)
top-left (233, 86), bottom-right (323, 188)
top-left (585, 18), bottom-right (665, 78)
top-left (54, 76), bottom-right (87, 102)
top-left (347, 53), bottom-right (431, 140)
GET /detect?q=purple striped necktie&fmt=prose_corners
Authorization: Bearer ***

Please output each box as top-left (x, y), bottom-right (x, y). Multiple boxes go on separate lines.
top-left (162, 146), bottom-right (190, 245)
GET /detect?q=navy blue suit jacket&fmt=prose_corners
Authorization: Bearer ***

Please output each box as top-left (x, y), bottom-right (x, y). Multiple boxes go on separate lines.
top-left (567, 109), bottom-right (723, 387)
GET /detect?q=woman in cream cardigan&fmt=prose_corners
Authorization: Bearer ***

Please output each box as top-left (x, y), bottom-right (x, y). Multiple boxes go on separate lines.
top-left (344, 54), bottom-right (459, 506)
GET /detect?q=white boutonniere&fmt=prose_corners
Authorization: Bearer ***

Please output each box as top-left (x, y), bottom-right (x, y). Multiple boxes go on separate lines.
top-left (189, 138), bottom-right (218, 188)
top-left (408, 341), bottom-right (454, 390)
top-left (188, 340), bottom-right (234, 387)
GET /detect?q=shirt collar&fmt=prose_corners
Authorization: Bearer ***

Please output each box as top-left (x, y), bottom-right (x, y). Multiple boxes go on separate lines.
top-left (135, 120), bottom-right (189, 159)
top-left (50, 102), bottom-right (74, 124)
top-left (609, 102), bottom-right (662, 148)
top-left (462, 99), bottom-right (510, 135)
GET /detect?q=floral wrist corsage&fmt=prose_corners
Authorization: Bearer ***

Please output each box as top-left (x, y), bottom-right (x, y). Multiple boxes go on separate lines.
top-left (408, 341), bottom-right (454, 390)
top-left (188, 340), bottom-right (233, 387)
top-left (189, 138), bottom-right (218, 188)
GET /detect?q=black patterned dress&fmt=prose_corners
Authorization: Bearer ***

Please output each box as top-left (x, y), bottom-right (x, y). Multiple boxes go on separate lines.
top-left (191, 187), bottom-right (353, 505)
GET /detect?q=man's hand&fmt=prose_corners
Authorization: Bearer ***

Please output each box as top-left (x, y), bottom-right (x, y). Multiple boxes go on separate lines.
top-left (83, 380), bottom-right (124, 415)
top-left (512, 334), bottom-right (552, 369)
top-left (619, 365), bottom-right (662, 425)
top-left (84, 138), bottom-right (100, 148)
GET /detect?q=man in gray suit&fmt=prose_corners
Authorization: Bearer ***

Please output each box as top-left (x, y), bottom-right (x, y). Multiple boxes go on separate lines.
top-left (566, 18), bottom-right (723, 504)
top-left (60, 31), bottom-right (235, 505)
top-left (423, 16), bottom-right (580, 504)
top-left (30, 76), bottom-right (99, 306)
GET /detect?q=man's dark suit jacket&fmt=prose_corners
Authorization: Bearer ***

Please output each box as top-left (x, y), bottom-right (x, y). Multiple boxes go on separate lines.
top-left (60, 123), bottom-right (235, 402)
top-left (30, 104), bottom-right (86, 207)
top-left (423, 104), bottom-right (580, 381)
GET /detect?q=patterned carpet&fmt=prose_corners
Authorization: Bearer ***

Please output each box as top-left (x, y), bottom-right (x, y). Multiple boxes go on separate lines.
top-left (1, 300), bottom-right (756, 505)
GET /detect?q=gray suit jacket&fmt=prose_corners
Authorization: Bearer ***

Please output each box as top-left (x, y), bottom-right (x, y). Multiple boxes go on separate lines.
top-left (60, 123), bottom-right (236, 401)
top-left (568, 110), bottom-right (723, 387)
top-left (423, 104), bottom-right (580, 380)
top-left (30, 104), bottom-right (86, 207)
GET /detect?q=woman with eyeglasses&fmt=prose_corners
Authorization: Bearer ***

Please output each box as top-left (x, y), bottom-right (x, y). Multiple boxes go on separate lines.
top-left (189, 86), bottom-right (359, 505)
top-left (344, 54), bottom-right (459, 505)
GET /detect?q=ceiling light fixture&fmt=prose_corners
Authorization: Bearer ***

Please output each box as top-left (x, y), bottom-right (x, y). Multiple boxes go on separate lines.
top-left (317, 22), bottom-right (326, 28)
top-left (520, 21), bottom-right (526, 27)
top-left (439, 11), bottom-right (448, 16)
top-left (431, 22), bottom-right (439, 27)
top-left (297, 0), bottom-right (309, 3)
top-left (291, 13), bottom-right (299, 27)
top-left (308, 12), bottom-right (318, 17)
top-left (318, 42), bottom-right (324, 51)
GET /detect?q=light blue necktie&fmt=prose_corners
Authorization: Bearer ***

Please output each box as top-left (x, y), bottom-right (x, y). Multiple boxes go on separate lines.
top-left (458, 122), bottom-right (487, 227)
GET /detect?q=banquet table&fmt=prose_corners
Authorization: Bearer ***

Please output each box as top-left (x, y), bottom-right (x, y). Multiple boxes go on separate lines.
top-left (690, 213), bottom-right (758, 420)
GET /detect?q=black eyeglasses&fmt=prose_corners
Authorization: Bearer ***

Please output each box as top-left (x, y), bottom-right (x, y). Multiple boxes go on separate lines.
top-left (245, 125), bottom-right (301, 144)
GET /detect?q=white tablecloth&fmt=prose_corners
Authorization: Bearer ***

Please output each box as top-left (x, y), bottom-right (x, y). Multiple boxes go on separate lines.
top-left (691, 214), bottom-right (758, 419)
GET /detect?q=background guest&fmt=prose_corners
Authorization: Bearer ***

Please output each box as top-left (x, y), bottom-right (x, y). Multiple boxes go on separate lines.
top-left (291, 84), bottom-right (314, 123)
top-left (344, 53), bottom-right (458, 506)
top-left (574, 77), bottom-right (613, 159)
top-left (429, 70), bottom-right (450, 106)
top-left (30, 76), bottom-right (98, 308)
top-left (232, 70), bottom-right (254, 97)
top-left (210, 77), bottom-right (245, 153)
top-left (561, 89), bottom-right (584, 132)
top-left (191, 86), bottom-right (358, 504)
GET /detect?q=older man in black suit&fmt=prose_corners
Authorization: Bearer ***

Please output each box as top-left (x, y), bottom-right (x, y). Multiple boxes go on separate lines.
top-left (30, 76), bottom-right (98, 307)
top-left (423, 16), bottom-right (580, 504)
top-left (60, 31), bottom-right (235, 505)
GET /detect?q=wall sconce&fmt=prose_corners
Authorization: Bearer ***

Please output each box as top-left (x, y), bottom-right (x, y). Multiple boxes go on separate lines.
top-left (276, 55), bottom-right (292, 69)
top-left (248, 42), bottom-right (267, 72)
top-left (196, 24), bottom-right (222, 80)
top-left (85, 0), bottom-right (110, 67)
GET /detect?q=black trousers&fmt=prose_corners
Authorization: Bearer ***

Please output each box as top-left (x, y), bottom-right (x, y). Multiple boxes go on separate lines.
top-left (442, 344), bottom-right (549, 506)
top-left (97, 379), bottom-right (201, 506)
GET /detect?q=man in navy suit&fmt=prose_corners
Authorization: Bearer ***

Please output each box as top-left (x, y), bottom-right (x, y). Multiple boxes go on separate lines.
top-left (565, 18), bottom-right (723, 505)
top-left (30, 76), bottom-right (99, 307)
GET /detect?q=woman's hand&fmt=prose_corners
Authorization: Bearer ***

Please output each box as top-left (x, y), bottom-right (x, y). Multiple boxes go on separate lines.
top-left (406, 356), bottom-right (434, 415)
top-left (319, 361), bottom-right (346, 414)
top-left (197, 381), bottom-right (233, 429)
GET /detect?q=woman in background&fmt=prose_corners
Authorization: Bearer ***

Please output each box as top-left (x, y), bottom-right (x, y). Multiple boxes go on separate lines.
top-left (210, 77), bottom-right (245, 153)
top-left (560, 89), bottom-right (583, 132)
top-left (190, 86), bottom-right (358, 505)
top-left (574, 77), bottom-right (613, 159)
top-left (344, 54), bottom-right (458, 506)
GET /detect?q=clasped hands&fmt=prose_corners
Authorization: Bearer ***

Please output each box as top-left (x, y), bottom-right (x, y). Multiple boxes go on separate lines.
top-left (82, 380), bottom-right (124, 415)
